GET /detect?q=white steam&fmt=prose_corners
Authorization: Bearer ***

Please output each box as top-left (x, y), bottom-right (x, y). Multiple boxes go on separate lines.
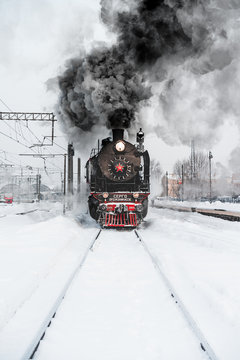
top-left (149, 0), bottom-right (240, 148)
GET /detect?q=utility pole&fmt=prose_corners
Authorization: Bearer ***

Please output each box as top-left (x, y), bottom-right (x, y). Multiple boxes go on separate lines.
top-left (63, 154), bottom-right (67, 196)
top-left (191, 140), bottom-right (196, 181)
top-left (166, 171), bottom-right (168, 199)
top-left (181, 164), bottom-right (184, 201)
top-left (190, 140), bottom-right (196, 200)
top-left (38, 174), bottom-right (41, 201)
top-left (67, 143), bottom-right (74, 196)
top-left (77, 158), bottom-right (81, 194)
top-left (36, 173), bottom-right (41, 202)
top-left (63, 154), bottom-right (67, 215)
top-left (36, 174), bottom-right (38, 201)
top-left (209, 151), bottom-right (213, 203)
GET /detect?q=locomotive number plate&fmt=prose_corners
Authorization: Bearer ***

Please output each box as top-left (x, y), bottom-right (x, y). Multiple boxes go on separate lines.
top-left (109, 194), bottom-right (132, 202)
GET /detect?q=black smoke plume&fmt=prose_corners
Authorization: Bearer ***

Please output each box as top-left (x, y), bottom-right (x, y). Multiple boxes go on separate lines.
top-left (103, 0), bottom-right (194, 67)
top-left (59, 46), bottom-right (151, 130)
top-left (58, 0), bottom-right (240, 153)
top-left (58, 0), bottom-right (199, 135)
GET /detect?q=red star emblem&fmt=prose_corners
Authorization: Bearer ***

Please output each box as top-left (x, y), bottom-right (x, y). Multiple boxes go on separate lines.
top-left (115, 163), bottom-right (124, 172)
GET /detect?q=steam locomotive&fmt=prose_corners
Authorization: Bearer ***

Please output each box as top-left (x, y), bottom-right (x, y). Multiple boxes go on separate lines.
top-left (86, 128), bottom-right (150, 228)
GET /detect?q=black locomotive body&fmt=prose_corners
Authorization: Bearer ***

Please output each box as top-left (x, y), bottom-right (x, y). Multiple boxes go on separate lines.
top-left (86, 128), bottom-right (150, 228)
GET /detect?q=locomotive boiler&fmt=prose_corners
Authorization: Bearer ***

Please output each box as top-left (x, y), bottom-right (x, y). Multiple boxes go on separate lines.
top-left (86, 128), bottom-right (150, 228)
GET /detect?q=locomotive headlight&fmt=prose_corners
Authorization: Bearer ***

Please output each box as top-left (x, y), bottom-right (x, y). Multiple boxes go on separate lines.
top-left (115, 141), bottom-right (125, 152)
top-left (133, 193), bottom-right (139, 199)
top-left (103, 192), bottom-right (109, 199)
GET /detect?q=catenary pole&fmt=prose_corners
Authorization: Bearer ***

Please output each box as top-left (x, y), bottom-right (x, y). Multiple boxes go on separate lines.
top-left (166, 171), bottom-right (168, 198)
top-left (209, 151), bottom-right (213, 203)
top-left (77, 158), bottom-right (81, 194)
top-left (181, 164), bottom-right (184, 201)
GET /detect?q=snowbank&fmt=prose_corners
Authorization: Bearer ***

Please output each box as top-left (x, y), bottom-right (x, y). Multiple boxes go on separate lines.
top-left (154, 198), bottom-right (240, 213)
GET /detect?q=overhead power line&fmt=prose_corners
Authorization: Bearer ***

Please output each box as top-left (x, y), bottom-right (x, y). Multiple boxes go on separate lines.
top-left (0, 97), bottom-right (35, 143)
top-left (0, 98), bottom-right (65, 172)
top-left (0, 97), bottom-right (12, 111)
top-left (0, 129), bottom-right (41, 153)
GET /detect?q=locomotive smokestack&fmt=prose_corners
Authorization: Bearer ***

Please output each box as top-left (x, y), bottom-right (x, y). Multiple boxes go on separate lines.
top-left (112, 129), bottom-right (124, 142)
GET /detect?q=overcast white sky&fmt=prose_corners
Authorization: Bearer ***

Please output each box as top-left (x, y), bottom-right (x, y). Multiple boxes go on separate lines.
top-left (0, 0), bottom-right (106, 180)
top-left (0, 0), bottom-right (239, 179)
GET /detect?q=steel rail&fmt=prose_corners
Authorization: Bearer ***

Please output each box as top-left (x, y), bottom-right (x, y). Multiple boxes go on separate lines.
top-left (135, 230), bottom-right (219, 360)
top-left (28, 229), bottom-right (101, 359)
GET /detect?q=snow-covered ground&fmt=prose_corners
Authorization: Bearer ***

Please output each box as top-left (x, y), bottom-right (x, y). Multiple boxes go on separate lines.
top-left (0, 202), bottom-right (240, 359)
top-left (0, 202), bottom-right (66, 330)
top-left (0, 202), bottom-right (99, 360)
top-left (34, 230), bottom-right (206, 360)
top-left (154, 198), bottom-right (240, 213)
top-left (141, 207), bottom-right (240, 360)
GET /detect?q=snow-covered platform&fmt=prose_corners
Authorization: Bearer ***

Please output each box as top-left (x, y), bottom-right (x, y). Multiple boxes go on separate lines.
top-left (153, 199), bottom-right (240, 222)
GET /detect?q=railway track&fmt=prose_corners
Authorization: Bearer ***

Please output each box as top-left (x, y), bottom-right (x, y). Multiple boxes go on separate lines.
top-left (30, 229), bottom-right (220, 360)
top-left (135, 230), bottom-right (219, 360)
top-left (0, 228), bottom-right (220, 360)
top-left (29, 229), bottom-right (102, 359)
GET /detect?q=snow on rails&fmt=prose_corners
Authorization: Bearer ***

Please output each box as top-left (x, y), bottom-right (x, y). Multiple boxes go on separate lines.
top-left (8, 229), bottom-right (220, 360)
top-left (0, 229), bottom-right (101, 360)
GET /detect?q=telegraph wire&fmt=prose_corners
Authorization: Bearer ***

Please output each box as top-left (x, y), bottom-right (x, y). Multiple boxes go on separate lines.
top-left (52, 140), bottom-right (66, 151)
top-left (0, 130), bottom-right (36, 150)
top-left (0, 96), bottom-right (64, 172)
top-left (0, 96), bottom-right (33, 143)
top-left (0, 95), bottom-right (66, 154)
top-left (0, 95), bottom-right (45, 147)
top-left (0, 97), bottom-right (12, 111)
top-left (0, 151), bottom-right (60, 173)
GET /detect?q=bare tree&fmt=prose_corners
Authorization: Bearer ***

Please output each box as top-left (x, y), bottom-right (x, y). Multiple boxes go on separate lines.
top-left (173, 151), bottom-right (209, 200)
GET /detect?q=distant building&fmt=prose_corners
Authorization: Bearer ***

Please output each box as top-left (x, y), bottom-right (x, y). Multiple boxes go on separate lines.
top-left (232, 173), bottom-right (240, 185)
top-left (161, 173), bottom-right (181, 198)
top-left (167, 174), bottom-right (180, 198)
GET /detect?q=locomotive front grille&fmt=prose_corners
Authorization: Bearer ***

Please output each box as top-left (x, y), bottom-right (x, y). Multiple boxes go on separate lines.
top-left (104, 213), bottom-right (137, 227)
